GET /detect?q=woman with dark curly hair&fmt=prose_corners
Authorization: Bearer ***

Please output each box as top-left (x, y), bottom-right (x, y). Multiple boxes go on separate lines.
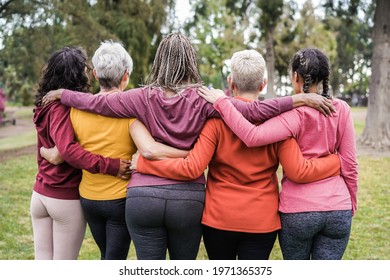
top-left (31, 46), bottom-right (130, 260)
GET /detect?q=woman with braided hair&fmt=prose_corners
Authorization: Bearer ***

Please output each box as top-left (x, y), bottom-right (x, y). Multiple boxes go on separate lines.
top-left (41, 36), bottom-right (336, 260)
top-left (198, 48), bottom-right (358, 260)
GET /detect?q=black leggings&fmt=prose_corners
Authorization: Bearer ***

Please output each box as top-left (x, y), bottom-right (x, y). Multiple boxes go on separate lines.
top-left (80, 197), bottom-right (131, 260)
top-left (125, 184), bottom-right (205, 260)
top-left (203, 225), bottom-right (278, 260)
top-left (278, 210), bottom-right (352, 260)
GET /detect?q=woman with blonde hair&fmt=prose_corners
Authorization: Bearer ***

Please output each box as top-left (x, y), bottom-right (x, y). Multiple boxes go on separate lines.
top-left (198, 48), bottom-right (358, 260)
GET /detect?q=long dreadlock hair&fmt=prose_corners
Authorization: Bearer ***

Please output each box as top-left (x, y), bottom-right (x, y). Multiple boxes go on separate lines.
top-left (145, 33), bottom-right (203, 92)
top-left (290, 48), bottom-right (331, 99)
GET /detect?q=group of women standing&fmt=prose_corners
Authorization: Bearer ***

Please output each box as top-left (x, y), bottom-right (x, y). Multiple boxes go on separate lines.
top-left (32, 32), bottom-right (358, 260)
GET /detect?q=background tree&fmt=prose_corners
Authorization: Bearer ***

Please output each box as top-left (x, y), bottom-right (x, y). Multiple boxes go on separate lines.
top-left (360, 0), bottom-right (390, 149)
top-left (185, 0), bottom-right (246, 89)
top-left (323, 0), bottom-right (374, 100)
top-left (225, 0), bottom-right (285, 98)
top-left (273, 1), bottom-right (337, 96)
top-left (0, 0), bottom-right (174, 103)
top-left (255, 0), bottom-right (283, 99)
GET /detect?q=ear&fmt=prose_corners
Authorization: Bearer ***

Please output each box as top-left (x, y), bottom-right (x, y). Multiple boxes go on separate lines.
top-left (259, 78), bottom-right (267, 92)
top-left (93, 69), bottom-right (99, 80)
top-left (227, 75), bottom-right (235, 91)
top-left (293, 71), bottom-right (300, 83)
top-left (122, 69), bottom-right (129, 82)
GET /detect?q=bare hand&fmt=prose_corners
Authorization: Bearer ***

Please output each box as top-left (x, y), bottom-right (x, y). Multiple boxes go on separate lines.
top-left (198, 86), bottom-right (226, 104)
top-left (40, 146), bottom-right (64, 165)
top-left (302, 93), bottom-right (336, 116)
top-left (130, 151), bottom-right (140, 170)
top-left (117, 159), bottom-right (131, 180)
top-left (42, 89), bottom-right (65, 106)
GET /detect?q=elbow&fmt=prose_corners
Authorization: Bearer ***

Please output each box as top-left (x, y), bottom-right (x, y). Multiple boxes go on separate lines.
top-left (186, 170), bottom-right (204, 180)
top-left (140, 150), bottom-right (155, 160)
top-left (138, 146), bottom-right (158, 160)
top-left (245, 141), bottom-right (258, 148)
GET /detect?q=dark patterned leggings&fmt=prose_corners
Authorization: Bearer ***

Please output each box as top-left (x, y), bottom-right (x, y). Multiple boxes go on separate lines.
top-left (278, 210), bottom-right (352, 260)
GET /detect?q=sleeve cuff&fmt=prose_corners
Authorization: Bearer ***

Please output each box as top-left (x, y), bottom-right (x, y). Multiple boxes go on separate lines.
top-left (278, 96), bottom-right (294, 113)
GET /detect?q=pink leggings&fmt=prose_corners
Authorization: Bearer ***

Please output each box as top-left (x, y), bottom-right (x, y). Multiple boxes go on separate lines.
top-left (30, 191), bottom-right (86, 260)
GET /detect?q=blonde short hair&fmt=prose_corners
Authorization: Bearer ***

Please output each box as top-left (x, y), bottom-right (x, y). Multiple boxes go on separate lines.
top-left (230, 49), bottom-right (266, 93)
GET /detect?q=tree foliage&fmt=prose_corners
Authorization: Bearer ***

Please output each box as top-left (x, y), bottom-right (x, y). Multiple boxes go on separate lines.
top-left (184, 0), bottom-right (247, 89)
top-left (323, 0), bottom-right (374, 98)
top-left (0, 0), bottom-right (174, 104)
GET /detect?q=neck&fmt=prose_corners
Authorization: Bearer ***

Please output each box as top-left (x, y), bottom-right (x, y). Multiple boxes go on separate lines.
top-left (234, 91), bottom-right (260, 101)
top-left (100, 86), bottom-right (121, 94)
top-left (164, 89), bottom-right (178, 97)
top-left (298, 84), bottom-right (318, 94)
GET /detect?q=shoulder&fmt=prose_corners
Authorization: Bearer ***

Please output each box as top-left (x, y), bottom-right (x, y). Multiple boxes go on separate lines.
top-left (120, 87), bottom-right (145, 99)
top-left (50, 101), bottom-right (70, 114)
top-left (333, 98), bottom-right (351, 111)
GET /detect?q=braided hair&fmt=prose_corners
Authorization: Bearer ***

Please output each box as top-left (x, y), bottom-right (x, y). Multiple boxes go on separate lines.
top-left (145, 33), bottom-right (203, 92)
top-left (35, 46), bottom-right (91, 107)
top-left (290, 48), bottom-right (331, 99)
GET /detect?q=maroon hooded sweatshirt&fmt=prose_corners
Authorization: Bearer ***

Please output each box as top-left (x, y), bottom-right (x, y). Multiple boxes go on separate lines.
top-left (33, 101), bottom-right (119, 199)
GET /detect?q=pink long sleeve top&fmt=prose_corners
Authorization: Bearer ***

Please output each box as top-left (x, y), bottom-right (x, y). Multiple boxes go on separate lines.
top-left (213, 96), bottom-right (358, 215)
top-left (61, 87), bottom-right (293, 188)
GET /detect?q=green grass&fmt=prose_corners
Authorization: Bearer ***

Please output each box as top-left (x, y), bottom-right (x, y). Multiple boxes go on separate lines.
top-left (1, 106), bottom-right (389, 260)
top-left (12, 106), bottom-right (34, 119)
top-left (0, 131), bottom-right (36, 151)
top-left (350, 107), bottom-right (366, 136)
top-left (1, 153), bottom-right (389, 260)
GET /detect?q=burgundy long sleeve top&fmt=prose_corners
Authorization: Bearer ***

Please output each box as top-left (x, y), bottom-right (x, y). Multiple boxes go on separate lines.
top-left (33, 101), bottom-right (119, 199)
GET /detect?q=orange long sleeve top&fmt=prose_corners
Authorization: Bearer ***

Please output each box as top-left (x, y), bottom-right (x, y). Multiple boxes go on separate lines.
top-left (137, 99), bottom-right (340, 233)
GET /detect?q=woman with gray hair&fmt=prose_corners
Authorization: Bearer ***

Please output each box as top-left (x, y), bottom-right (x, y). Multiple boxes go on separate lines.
top-left (41, 40), bottom-right (185, 260)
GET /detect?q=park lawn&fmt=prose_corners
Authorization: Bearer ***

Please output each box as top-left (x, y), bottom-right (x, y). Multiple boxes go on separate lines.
top-left (0, 131), bottom-right (36, 152)
top-left (0, 153), bottom-right (389, 260)
top-left (1, 105), bottom-right (388, 260)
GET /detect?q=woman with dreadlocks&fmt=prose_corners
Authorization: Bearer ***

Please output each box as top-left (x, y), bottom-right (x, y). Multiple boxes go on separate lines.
top-left (198, 48), bottom-right (358, 260)
top-left (41, 35), bottom-right (336, 260)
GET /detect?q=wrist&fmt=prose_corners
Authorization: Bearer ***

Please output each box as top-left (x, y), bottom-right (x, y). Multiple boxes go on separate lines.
top-left (291, 94), bottom-right (306, 108)
top-left (213, 95), bottom-right (228, 108)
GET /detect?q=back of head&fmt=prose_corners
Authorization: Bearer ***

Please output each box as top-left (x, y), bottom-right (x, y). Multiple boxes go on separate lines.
top-left (290, 48), bottom-right (331, 98)
top-left (230, 49), bottom-right (266, 93)
top-left (92, 40), bottom-right (133, 89)
top-left (146, 32), bottom-right (202, 91)
top-left (35, 46), bottom-right (90, 106)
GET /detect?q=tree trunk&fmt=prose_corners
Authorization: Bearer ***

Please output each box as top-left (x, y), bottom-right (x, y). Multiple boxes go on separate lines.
top-left (265, 28), bottom-right (276, 99)
top-left (360, 0), bottom-right (390, 150)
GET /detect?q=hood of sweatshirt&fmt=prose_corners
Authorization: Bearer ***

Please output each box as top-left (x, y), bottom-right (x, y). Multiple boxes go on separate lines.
top-left (33, 101), bottom-right (60, 135)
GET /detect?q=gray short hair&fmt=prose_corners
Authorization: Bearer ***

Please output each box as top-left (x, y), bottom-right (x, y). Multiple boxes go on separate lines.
top-left (92, 40), bottom-right (133, 88)
top-left (230, 49), bottom-right (266, 93)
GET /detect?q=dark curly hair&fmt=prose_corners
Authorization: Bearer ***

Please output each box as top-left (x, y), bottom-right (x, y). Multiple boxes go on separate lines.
top-left (290, 48), bottom-right (331, 99)
top-left (35, 46), bottom-right (91, 107)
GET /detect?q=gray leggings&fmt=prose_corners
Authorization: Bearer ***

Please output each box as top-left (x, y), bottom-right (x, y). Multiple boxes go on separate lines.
top-left (125, 184), bottom-right (205, 260)
top-left (278, 210), bottom-right (352, 260)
